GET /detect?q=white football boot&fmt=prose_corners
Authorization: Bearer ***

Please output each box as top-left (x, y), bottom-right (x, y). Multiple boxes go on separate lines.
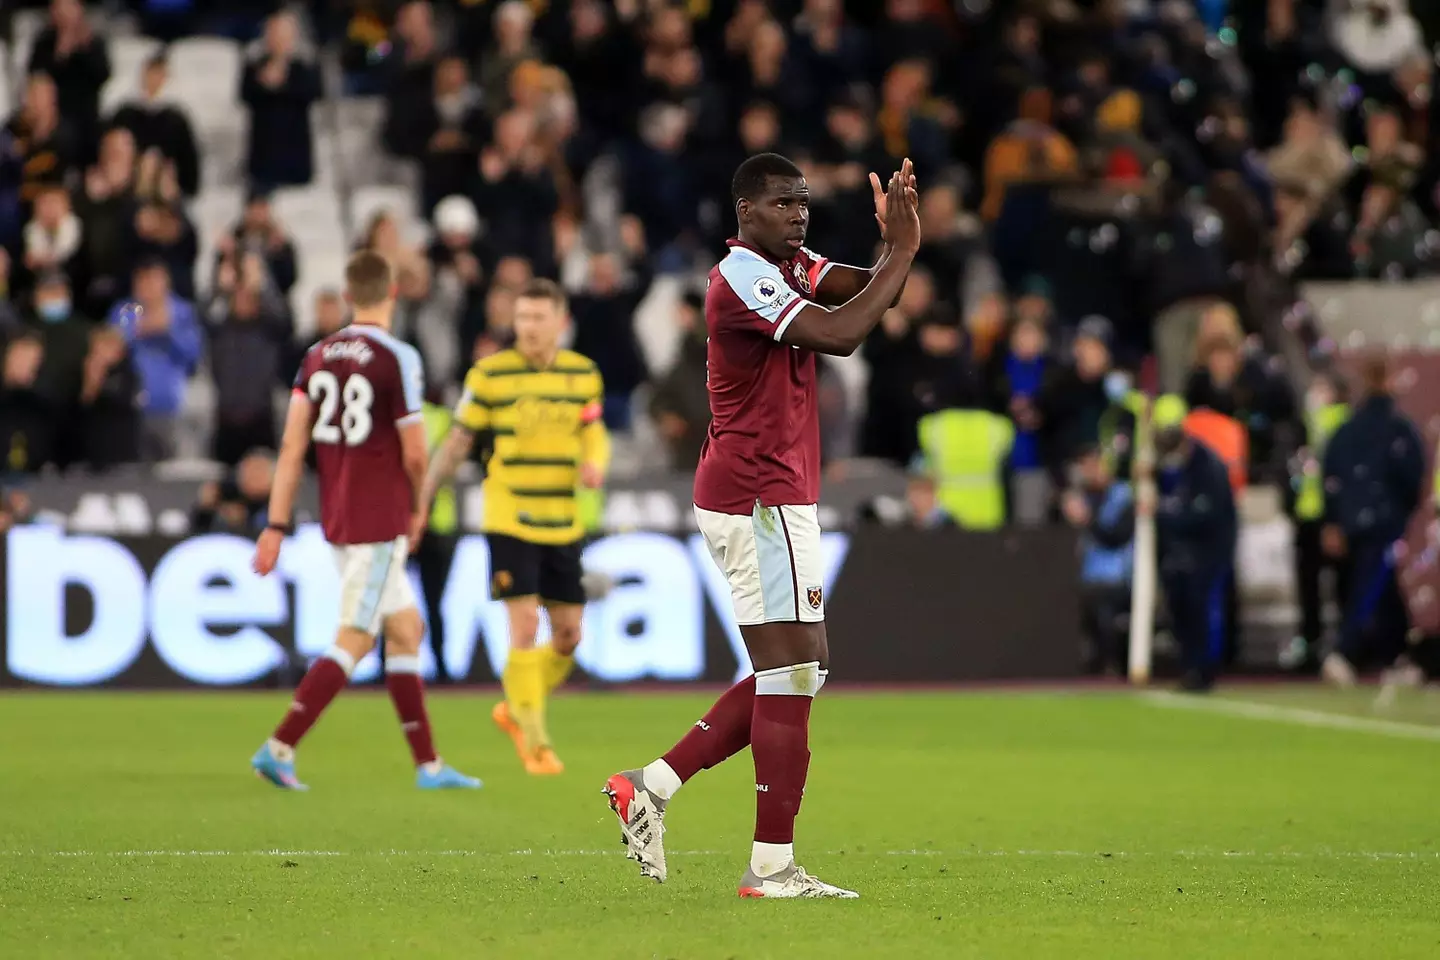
top-left (602, 769), bottom-right (668, 882)
top-left (737, 863), bottom-right (859, 899)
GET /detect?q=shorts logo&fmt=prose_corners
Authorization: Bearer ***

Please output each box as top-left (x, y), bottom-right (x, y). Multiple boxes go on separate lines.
top-left (793, 261), bottom-right (812, 294)
top-left (492, 570), bottom-right (513, 594)
top-left (752, 277), bottom-right (782, 304)
top-left (806, 586), bottom-right (823, 610)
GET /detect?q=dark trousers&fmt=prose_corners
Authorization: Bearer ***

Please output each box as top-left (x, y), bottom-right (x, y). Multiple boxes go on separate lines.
top-left (1338, 538), bottom-right (1409, 669)
top-left (1081, 583), bottom-right (1131, 673)
top-left (213, 414), bottom-right (276, 467)
top-left (416, 534), bottom-right (457, 682)
top-left (1164, 569), bottom-right (1226, 684)
top-left (1295, 520), bottom-right (1351, 657)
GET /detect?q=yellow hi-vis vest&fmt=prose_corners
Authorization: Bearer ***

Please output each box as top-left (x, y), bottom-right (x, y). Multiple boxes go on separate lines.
top-left (1297, 403), bottom-right (1349, 521)
top-left (918, 409), bottom-right (1015, 530)
top-left (423, 402), bottom-right (459, 535)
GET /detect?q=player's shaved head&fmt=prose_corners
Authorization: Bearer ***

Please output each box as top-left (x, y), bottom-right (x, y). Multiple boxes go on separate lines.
top-left (732, 152), bottom-right (804, 206)
top-left (345, 250), bottom-right (394, 309)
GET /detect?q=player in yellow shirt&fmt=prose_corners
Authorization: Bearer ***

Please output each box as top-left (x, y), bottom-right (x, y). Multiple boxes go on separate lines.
top-left (420, 278), bottom-right (610, 775)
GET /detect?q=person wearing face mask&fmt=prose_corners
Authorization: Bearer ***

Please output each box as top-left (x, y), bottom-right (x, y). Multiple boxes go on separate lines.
top-left (1143, 395), bottom-right (1237, 693)
top-left (1281, 371), bottom-right (1351, 673)
top-left (26, 270), bottom-right (92, 466)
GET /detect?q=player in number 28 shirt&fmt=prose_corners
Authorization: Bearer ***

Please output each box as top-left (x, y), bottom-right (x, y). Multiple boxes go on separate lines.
top-left (604, 153), bottom-right (922, 899)
top-left (247, 250), bottom-right (480, 792)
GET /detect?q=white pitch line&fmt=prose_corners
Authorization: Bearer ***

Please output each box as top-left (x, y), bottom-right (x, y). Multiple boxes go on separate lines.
top-left (2, 849), bottom-right (1438, 860)
top-left (1142, 691), bottom-right (1440, 742)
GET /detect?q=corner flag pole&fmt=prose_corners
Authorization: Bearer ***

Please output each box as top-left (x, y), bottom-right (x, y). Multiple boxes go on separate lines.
top-left (1128, 396), bottom-right (1156, 685)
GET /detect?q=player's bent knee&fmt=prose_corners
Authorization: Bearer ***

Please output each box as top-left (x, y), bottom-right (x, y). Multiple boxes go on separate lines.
top-left (546, 604), bottom-right (583, 655)
top-left (334, 626), bottom-right (376, 661)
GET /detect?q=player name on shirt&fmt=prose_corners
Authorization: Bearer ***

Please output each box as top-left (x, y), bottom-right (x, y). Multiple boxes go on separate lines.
top-left (321, 339), bottom-right (376, 365)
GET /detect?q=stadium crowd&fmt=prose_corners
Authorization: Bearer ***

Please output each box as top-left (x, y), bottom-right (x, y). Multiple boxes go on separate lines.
top-left (1, 0), bottom-right (1439, 679)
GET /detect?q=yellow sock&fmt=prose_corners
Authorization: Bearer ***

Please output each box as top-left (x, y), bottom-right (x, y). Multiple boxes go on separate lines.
top-left (540, 645), bottom-right (576, 694)
top-left (502, 647), bottom-right (546, 750)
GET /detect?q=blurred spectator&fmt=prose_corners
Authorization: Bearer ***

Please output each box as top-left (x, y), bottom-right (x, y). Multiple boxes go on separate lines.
top-left (902, 468), bottom-right (954, 530)
top-left (206, 250), bottom-right (291, 465)
top-left (733, 19), bottom-right (815, 131)
top-left (479, 0), bottom-right (541, 116)
top-left (295, 287), bottom-right (346, 367)
top-left (19, 185), bottom-right (82, 297)
top-left (874, 58), bottom-right (950, 177)
top-left (0, 251), bottom-right (20, 331)
top-left (1065, 444), bottom-right (1134, 675)
top-left (648, 289), bottom-right (709, 470)
top-left (915, 181), bottom-right (996, 315)
top-left (26, 270), bottom-right (91, 462)
top-left (1183, 333), bottom-right (1299, 484)
top-left (861, 267), bottom-right (938, 465)
top-left (109, 260), bottom-right (203, 460)
top-left (77, 324), bottom-right (141, 469)
top-left (110, 51), bottom-right (201, 198)
top-left (75, 128), bottom-right (138, 318)
top-left (241, 11), bottom-right (322, 189)
top-left (382, 0), bottom-right (442, 154)
top-left (129, 152), bottom-right (198, 300)
top-left (218, 190), bottom-right (297, 296)
top-left (555, 0), bottom-right (634, 138)
top-left (873, 0), bottom-right (952, 82)
top-left (1265, 97), bottom-right (1351, 214)
top-left (412, 56), bottom-right (488, 216)
top-left (475, 109), bottom-right (559, 275)
top-left (804, 91), bottom-right (890, 266)
top-left (986, 314), bottom-right (1051, 520)
top-left (791, 0), bottom-right (869, 98)
top-left (0, 488), bottom-right (36, 532)
top-left (1040, 316), bottom-right (1115, 473)
top-left (570, 243), bottom-right (652, 432)
top-left (27, 0), bottom-right (109, 164)
top-left (427, 196), bottom-right (488, 382)
top-left (191, 449), bottom-right (275, 534)
top-left (1321, 356), bottom-right (1426, 687)
top-left (6, 73), bottom-right (76, 211)
top-left (0, 333), bottom-right (57, 474)
top-left (981, 87), bottom-right (1078, 222)
top-left (1148, 185), bottom-right (1235, 394)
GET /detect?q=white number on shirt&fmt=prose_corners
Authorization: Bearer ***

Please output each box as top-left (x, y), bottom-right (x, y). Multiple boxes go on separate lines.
top-left (309, 371), bottom-right (375, 446)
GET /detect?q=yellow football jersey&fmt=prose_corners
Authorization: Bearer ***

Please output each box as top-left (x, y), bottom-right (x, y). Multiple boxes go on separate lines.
top-left (453, 349), bottom-right (610, 545)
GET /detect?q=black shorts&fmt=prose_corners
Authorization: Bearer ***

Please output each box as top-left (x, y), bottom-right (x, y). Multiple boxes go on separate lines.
top-left (486, 534), bottom-right (585, 605)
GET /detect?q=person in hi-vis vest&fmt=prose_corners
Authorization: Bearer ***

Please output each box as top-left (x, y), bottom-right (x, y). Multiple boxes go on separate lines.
top-left (917, 408), bottom-right (1014, 530)
top-left (1282, 371), bottom-right (1350, 673)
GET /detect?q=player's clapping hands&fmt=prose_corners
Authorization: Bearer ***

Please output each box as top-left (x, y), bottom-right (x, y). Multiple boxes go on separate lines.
top-left (869, 158), bottom-right (919, 244)
top-left (884, 159), bottom-right (921, 256)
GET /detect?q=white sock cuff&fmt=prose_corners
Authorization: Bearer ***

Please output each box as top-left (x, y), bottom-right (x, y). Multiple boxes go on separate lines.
top-left (754, 661), bottom-right (820, 697)
top-left (817, 668), bottom-right (829, 693)
top-left (386, 655), bottom-right (422, 675)
top-left (324, 646), bottom-right (357, 677)
top-left (642, 758), bottom-right (683, 801)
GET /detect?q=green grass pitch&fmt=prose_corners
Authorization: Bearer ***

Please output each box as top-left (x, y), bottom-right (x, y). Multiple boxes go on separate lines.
top-left (2, 687), bottom-right (1439, 959)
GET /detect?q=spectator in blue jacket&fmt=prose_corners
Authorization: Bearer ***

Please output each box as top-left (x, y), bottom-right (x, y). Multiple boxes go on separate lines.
top-left (1321, 356), bottom-right (1426, 686)
top-left (1064, 444), bottom-right (1134, 675)
top-left (1148, 395), bottom-right (1237, 693)
top-left (109, 258), bottom-right (202, 460)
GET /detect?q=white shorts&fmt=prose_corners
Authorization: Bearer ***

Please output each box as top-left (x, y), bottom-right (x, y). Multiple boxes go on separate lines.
top-left (332, 536), bottom-right (417, 636)
top-left (694, 502), bottom-right (825, 626)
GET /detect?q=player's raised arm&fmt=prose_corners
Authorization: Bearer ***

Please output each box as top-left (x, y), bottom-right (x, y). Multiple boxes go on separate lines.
top-left (808, 165), bottom-right (918, 309)
top-left (253, 388), bottom-right (315, 575)
top-left (780, 163), bottom-right (920, 357)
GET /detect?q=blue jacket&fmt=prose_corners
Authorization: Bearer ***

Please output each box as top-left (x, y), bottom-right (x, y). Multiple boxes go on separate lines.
top-left (1323, 395), bottom-right (1424, 544)
top-left (109, 296), bottom-right (204, 417)
top-left (1156, 441), bottom-right (1236, 578)
top-left (1080, 481), bottom-right (1135, 586)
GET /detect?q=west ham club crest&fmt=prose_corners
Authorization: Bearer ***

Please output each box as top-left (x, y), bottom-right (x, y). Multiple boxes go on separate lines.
top-left (792, 260), bottom-right (811, 294)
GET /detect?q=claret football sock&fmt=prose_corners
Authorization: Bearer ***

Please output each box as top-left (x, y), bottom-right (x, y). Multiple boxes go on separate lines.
top-left (751, 662), bottom-right (818, 851)
top-left (540, 645), bottom-right (576, 693)
top-left (503, 647), bottom-right (546, 750)
top-left (272, 646), bottom-right (354, 749)
top-left (384, 655), bottom-right (438, 766)
top-left (659, 674), bottom-right (757, 792)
